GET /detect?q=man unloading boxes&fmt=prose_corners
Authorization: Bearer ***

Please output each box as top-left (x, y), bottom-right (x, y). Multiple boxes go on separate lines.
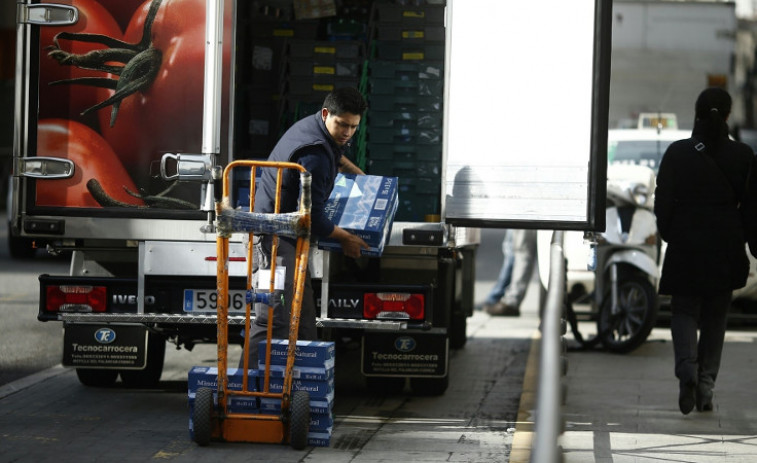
top-left (242, 87), bottom-right (369, 367)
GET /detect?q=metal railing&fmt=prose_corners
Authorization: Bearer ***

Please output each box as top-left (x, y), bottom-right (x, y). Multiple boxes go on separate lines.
top-left (530, 230), bottom-right (567, 463)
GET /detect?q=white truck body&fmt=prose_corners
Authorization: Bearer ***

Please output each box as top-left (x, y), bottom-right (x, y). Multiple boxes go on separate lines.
top-left (11, 0), bottom-right (611, 393)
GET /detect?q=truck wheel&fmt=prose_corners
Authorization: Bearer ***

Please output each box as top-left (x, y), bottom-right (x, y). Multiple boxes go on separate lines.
top-left (289, 390), bottom-right (310, 450)
top-left (193, 387), bottom-right (214, 446)
top-left (410, 375), bottom-right (449, 396)
top-left (8, 233), bottom-right (36, 259)
top-left (120, 332), bottom-right (166, 388)
top-left (448, 309), bottom-right (467, 349)
top-left (366, 376), bottom-right (405, 395)
top-left (76, 368), bottom-right (118, 387)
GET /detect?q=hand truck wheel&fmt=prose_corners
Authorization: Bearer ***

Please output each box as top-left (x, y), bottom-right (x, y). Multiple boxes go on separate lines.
top-left (289, 390), bottom-right (310, 450)
top-left (193, 387), bottom-right (214, 446)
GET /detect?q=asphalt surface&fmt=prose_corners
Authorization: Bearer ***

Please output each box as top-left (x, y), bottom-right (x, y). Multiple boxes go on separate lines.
top-left (555, 319), bottom-right (757, 463)
top-left (4, 220), bottom-right (757, 462)
top-left (0, 309), bottom-right (532, 463)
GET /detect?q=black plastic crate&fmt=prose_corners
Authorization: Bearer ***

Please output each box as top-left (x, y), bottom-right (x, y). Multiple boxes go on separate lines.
top-left (374, 41), bottom-right (445, 61)
top-left (366, 142), bottom-right (442, 160)
top-left (375, 24), bottom-right (444, 42)
top-left (368, 94), bottom-right (442, 112)
top-left (288, 40), bottom-right (365, 61)
top-left (373, 4), bottom-right (445, 25)
top-left (370, 60), bottom-right (443, 80)
top-left (369, 77), bottom-right (444, 96)
top-left (288, 59), bottom-right (362, 77)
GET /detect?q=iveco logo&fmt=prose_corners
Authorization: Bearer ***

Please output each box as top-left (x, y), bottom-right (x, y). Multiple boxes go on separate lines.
top-left (94, 328), bottom-right (116, 344)
top-left (394, 336), bottom-right (416, 352)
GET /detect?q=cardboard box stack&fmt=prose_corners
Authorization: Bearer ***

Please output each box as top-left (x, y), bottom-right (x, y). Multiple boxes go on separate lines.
top-left (187, 367), bottom-right (260, 439)
top-left (258, 339), bottom-right (336, 447)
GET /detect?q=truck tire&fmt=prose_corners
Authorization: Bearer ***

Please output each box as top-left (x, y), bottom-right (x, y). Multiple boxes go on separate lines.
top-left (76, 368), bottom-right (118, 387)
top-left (410, 375), bottom-right (449, 396)
top-left (120, 332), bottom-right (166, 388)
top-left (448, 309), bottom-right (467, 349)
top-left (193, 387), bottom-right (214, 446)
top-left (366, 376), bottom-right (405, 395)
top-left (8, 233), bottom-right (36, 259)
top-left (289, 390), bottom-right (310, 450)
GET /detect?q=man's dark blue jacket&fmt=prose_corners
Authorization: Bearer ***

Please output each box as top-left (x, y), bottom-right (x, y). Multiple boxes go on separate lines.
top-left (254, 112), bottom-right (344, 238)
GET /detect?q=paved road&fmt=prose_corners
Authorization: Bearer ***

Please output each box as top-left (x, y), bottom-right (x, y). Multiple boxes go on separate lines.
top-left (0, 308), bottom-right (536, 462)
top-left (0, 213), bottom-right (69, 385)
top-left (1, 218), bottom-right (538, 462)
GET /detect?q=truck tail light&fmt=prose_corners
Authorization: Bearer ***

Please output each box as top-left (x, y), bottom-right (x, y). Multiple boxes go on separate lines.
top-left (364, 293), bottom-right (424, 320)
top-left (46, 285), bottom-right (107, 313)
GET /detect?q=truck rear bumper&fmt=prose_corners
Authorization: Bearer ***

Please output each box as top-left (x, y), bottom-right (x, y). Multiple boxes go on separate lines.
top-left (58, 313), bottom-right (408, 330)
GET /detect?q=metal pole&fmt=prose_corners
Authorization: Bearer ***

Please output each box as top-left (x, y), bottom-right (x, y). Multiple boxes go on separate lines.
top-left (530, 230), bottom-right (566, 463)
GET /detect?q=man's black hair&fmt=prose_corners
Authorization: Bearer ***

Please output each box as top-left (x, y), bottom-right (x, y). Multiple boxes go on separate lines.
top-left (323, 87), bottom-right (368, 116)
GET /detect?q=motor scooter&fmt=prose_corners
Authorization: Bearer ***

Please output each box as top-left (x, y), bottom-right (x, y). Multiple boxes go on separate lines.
top-left (587, 164), bottom-right (660, 352)
top-left (539, 164), bottom-right (660, 353)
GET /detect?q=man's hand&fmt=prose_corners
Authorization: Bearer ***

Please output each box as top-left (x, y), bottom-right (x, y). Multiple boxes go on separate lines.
top-left (329, 225), bottom-right (369, 258)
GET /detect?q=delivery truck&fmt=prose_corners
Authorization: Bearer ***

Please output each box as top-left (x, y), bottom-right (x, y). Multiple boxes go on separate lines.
top-left (10, 0), bottom-right (611, 395)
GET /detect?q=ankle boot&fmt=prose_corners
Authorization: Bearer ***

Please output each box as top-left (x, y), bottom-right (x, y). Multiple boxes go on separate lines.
top-left (696, 385), bottom-right (713, 412)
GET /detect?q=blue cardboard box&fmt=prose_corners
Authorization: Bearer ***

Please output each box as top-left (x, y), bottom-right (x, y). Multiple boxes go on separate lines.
top-left (308, 430), bottom-right (332, 447)
top-left (187, 366), bottom-right (259, 393)
top-left (309, 413), bottom-right (334, 431)
top-left (266, 377), bottom-right (334, 399)
top-left (188, 392), bottom-right (259, 414)
top-left (258, 339), bottom-right (335, 367)
top-left (260, 390), bottom-right (334, 415)
top-left (318, 173), bottom-right (399, 256)
top-left (259, 359), bottom-right (335, 381)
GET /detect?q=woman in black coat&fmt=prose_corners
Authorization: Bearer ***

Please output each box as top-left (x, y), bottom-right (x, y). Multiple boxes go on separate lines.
top-left (654, 87), bottom-right (757, 415)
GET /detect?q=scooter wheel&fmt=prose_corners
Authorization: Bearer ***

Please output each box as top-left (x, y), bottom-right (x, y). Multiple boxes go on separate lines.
top-left (597, 275), bottom-right (658, 354)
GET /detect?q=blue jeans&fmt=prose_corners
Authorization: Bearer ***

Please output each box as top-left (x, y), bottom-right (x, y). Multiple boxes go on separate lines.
top-left (485, 230), bottom-right (515, 305)
top-left (485, 229), bottom-right (537, 307)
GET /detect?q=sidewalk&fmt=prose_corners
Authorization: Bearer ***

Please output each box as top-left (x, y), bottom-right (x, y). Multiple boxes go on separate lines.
top-left (556, 323), bottom-right (757, 462)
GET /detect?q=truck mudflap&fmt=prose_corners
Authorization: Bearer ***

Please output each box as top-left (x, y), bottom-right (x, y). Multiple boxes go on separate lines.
top-left (62, 323), bottom-right (148, 370)
top-left (362, 332), bottom-right (448, 378)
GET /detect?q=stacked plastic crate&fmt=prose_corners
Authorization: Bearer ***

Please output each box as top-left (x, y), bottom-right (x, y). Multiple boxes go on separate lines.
top-left (366, 1), bottom-right (445, 222)
top-left (281, 38), bottom-right (366, 133)
top-left (286, 40), bottom-right (365, 103)
top-left (258, 339), bottom-right (336, 447)
top-left (241, 3), bottom-right (321, 158)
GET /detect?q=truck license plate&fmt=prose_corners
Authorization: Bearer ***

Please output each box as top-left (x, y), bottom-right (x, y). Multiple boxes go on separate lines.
top-left (183, 289), bottom-right (247, 314)
top-left (63, 324), bottom-right (147, 369)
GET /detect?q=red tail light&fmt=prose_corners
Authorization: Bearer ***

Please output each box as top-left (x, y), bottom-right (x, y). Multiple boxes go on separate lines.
top-left (46, 285), bottom-right (107, 313)
top-left (364, 293), bottom-right (424, 320)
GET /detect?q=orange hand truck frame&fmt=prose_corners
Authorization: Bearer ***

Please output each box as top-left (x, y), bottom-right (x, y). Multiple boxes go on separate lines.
top-left (192, 160), bottom-right (312, 449)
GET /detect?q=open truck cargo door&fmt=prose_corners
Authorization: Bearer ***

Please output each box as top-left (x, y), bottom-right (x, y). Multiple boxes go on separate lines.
top-left (443, 0), bottom-right (611, 231)
top-left (12, 0), bottom-right (234, 244)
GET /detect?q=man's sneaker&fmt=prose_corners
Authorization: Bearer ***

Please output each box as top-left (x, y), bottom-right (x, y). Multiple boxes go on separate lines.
top-left (486, 302), bottom-right (520, 317)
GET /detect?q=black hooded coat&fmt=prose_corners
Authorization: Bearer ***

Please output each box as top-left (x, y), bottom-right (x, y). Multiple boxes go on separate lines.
top-left (654, 131), bottom-right (756, 295)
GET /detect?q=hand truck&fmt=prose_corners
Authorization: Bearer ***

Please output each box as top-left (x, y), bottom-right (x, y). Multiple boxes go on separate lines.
top-left (192, 160), bottom-right (312, 449)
